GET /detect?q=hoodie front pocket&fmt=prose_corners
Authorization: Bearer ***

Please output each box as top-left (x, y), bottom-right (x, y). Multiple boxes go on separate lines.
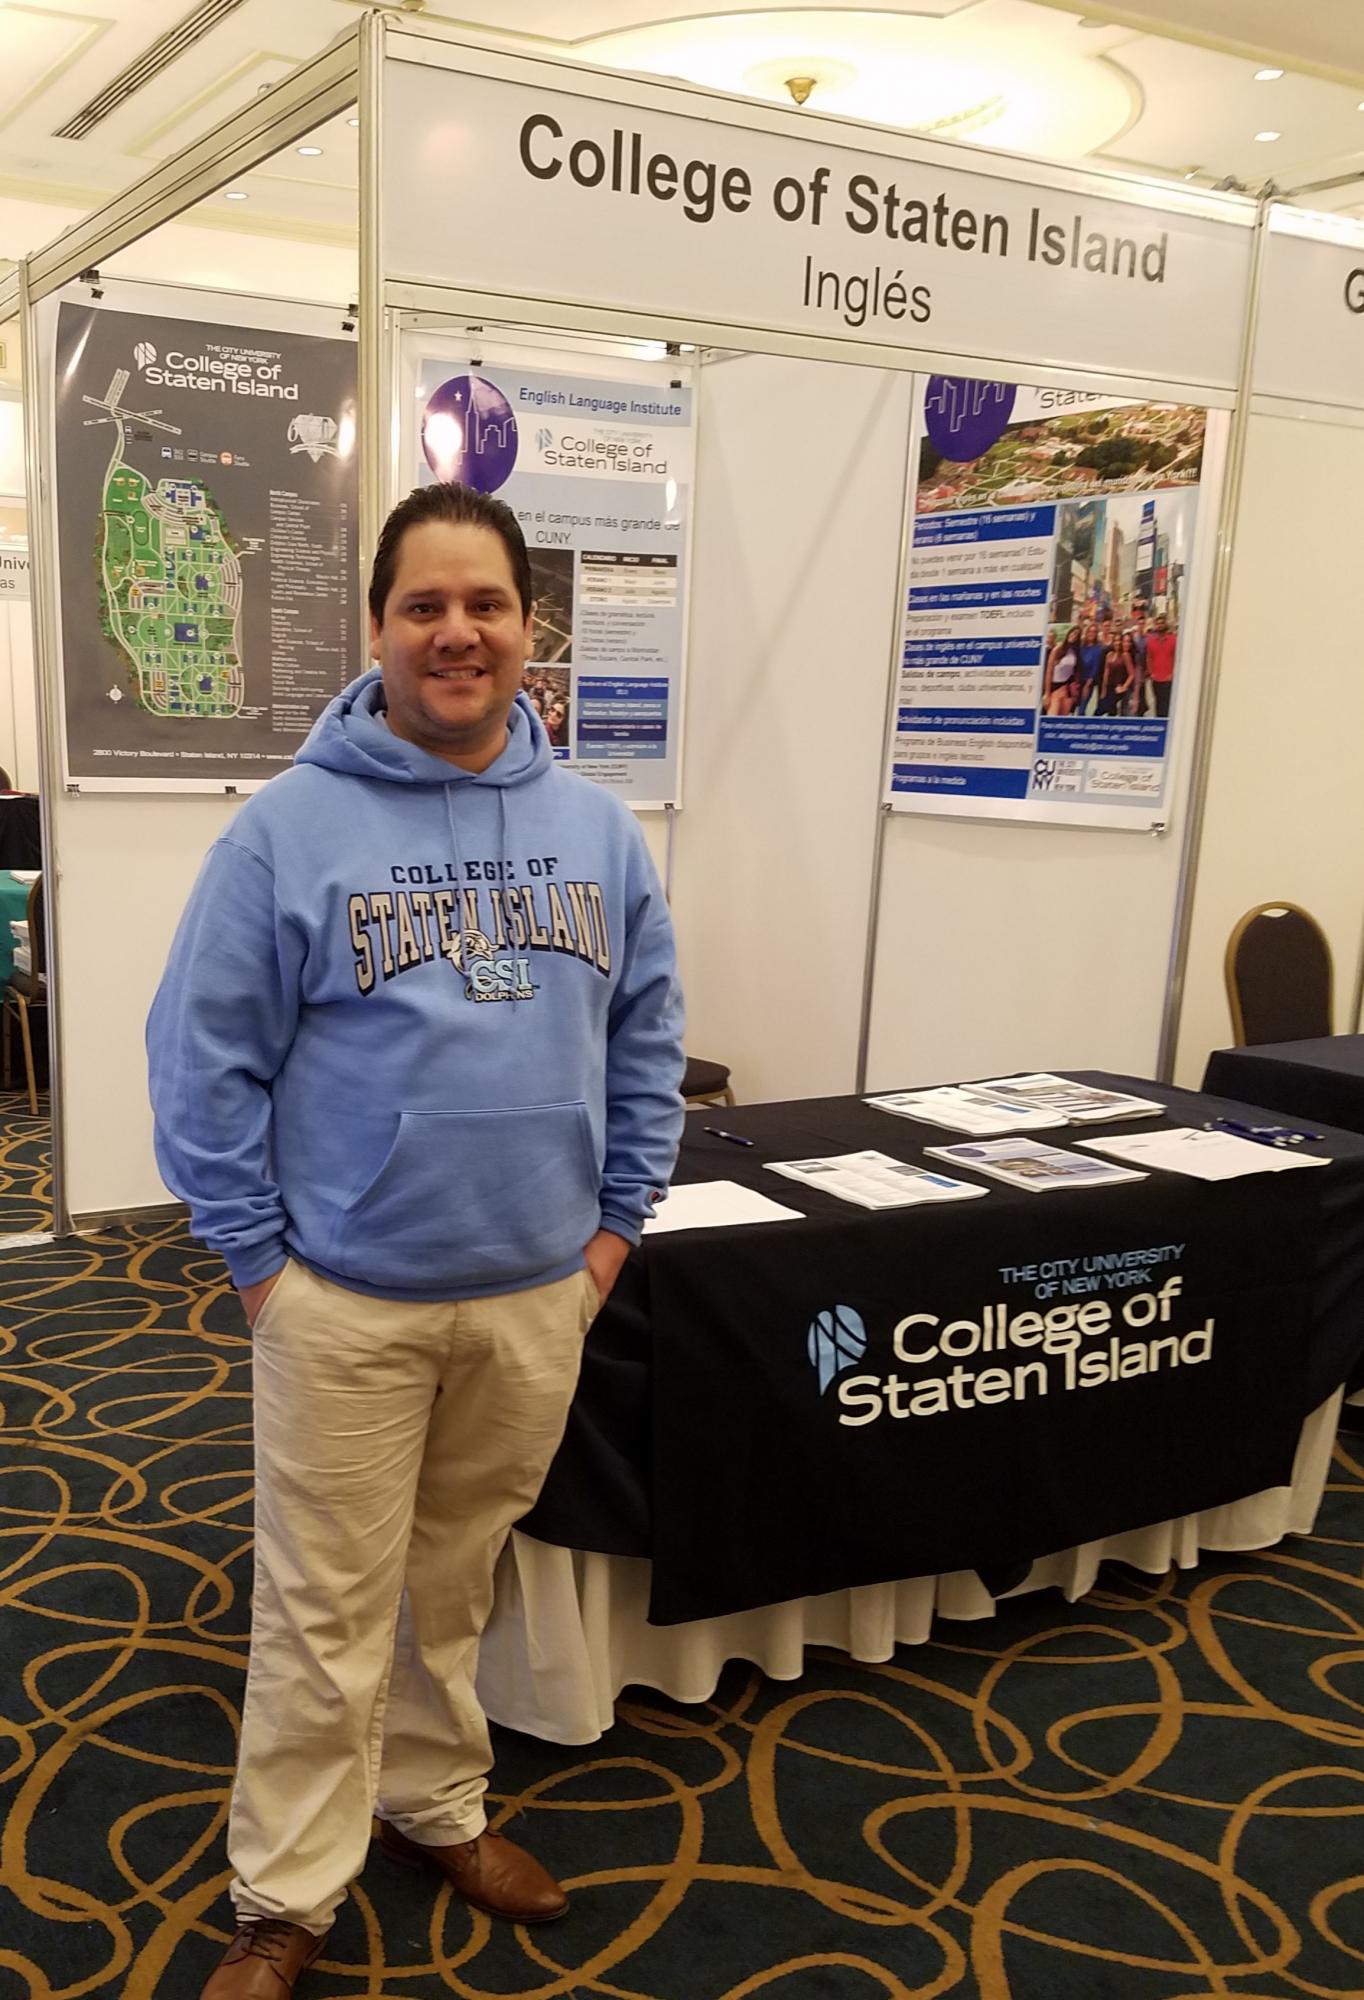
top-left (333, 1102), bottom-right (600, 1290)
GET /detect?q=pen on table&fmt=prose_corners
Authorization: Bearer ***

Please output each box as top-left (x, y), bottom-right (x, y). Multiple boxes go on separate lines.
top-left (704, 1127), bottom-right (754, 1147)
top-left (1204, 1117), bottom-right (1322, 1144)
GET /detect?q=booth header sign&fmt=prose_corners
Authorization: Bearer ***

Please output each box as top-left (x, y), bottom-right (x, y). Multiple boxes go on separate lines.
top-left (383, 58), bottom-right (1252, 391)
top-left (1254, 221), bottom-right (1364, 411)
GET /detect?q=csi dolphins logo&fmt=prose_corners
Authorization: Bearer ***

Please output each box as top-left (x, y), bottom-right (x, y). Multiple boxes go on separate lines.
top-left (134, 341), bottom-right (157, 370)
top-left (807, 1306), bottom-right (867, 1394)
top-left (443, 929), bottom-right (537, 1004)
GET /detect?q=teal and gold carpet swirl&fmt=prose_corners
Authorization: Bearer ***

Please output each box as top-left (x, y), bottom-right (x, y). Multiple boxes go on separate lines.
top-left (1, 1204), bottom-right (1363, 1997)
top-left (0, 1087), bottom-right (50, 1239)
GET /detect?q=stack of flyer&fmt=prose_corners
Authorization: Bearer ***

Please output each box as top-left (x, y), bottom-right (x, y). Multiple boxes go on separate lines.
top-left (868, 1073), bottom-right (1165, 1135)
top-left (766, 1151), bottom-right (988, 1211)
top-left (925, 1137), bottom-right (1148, 1193)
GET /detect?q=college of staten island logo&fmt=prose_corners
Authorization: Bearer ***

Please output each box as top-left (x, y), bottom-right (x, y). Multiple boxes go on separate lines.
top-left (443, 927), bottom-right (536, 1004)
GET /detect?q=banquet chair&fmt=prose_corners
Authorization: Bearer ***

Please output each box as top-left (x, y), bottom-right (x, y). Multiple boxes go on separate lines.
top-left (1224, 901), bottom-right (1332, 1047)
top-left (682, 1056), bottom-right (735, 1107)
top-left (2, 876), bottom-right (46, 1115)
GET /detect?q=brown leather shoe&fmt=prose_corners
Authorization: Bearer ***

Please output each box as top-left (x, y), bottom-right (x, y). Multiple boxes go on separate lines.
top-left (377, 1819), bottom-right (568, 1921)
top-left (200, 1920), bottom-right (329, 1998)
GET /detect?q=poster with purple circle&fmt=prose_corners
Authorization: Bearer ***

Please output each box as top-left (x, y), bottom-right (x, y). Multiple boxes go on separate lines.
top-left (410, 351), bottom-right (694, 807)
top-left (421, 375), bottom-right (519, 493)
top-left (885, 374), bottom-right (1213, 827)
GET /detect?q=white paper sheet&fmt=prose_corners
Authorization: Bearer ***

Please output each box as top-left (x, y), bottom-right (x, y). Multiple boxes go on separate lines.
top-left (1076, 1128), bottom-right (1331, 1180)
top-left (643, 1181), bottom-right (805, 1234)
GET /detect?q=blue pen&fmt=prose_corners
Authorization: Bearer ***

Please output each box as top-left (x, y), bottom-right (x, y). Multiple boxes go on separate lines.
top-left (1206, 1117), bottom-right (1322, 1146)
top-left (704, 1127), bottom-right (754, 1147)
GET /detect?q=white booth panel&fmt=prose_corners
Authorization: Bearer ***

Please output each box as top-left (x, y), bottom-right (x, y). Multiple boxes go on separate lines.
top-left (1175, 408), bottom-right (1364, 1084)
top-left (57, 796), bottom-right (244, 1221)
top-left (865, 811), bottom-right (1189, 1089)
top-left (671, 353), bottom-right (909, 1103)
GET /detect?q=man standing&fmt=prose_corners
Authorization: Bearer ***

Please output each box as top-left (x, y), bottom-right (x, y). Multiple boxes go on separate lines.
top-left (1144, 611), bottom-right (1178, 718)
top-left (148, 482), bottom-right (685, 1998)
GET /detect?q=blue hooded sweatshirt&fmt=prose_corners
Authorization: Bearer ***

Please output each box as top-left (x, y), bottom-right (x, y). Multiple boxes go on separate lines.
top-left (146, 671), bottom-right (685, 1300)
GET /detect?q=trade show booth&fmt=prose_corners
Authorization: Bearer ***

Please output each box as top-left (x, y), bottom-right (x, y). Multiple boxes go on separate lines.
top-left (0, 14), bottom-right (1357, 1248)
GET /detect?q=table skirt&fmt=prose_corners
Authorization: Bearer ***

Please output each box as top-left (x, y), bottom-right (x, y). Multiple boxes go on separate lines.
top-left (478, 1387), bottom-right (1344, 1744)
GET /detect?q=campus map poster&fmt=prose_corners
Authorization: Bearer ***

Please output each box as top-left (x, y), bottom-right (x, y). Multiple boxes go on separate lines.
top-left (409, 349), bottom-right (692, 806)
top-left (884, 375), bottom-right (1210, 825)
top-left (52, 292), bottom-right (358, 789)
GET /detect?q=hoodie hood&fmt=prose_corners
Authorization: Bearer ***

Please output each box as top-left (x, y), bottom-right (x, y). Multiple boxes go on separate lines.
top-left (295, 667), bottom-right (553, 789)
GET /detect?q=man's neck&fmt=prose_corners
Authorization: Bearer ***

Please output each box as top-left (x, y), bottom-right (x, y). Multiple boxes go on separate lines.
top-left (381, 709), bottom-right (509, 773)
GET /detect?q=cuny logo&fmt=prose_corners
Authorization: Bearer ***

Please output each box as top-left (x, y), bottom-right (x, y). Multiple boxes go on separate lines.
top-left (134, 341), bottom-right (157, 370)
top-left (420, 375), bottom-right (518, 494)
top-left (923, 374), bottom-right (1017, 461)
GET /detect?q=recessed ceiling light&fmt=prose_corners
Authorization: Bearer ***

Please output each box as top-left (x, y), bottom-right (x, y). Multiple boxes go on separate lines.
top-left (297, 144), bottom-right (323, 157)
top-left (348, 117), bottom-right (359, 128)
top-left (1254, 68), bottom-right (1284, 82)
top-left (1254, 130), bottom-right (1280, 142)
top-left (224, 189), bottom-right (248, 200)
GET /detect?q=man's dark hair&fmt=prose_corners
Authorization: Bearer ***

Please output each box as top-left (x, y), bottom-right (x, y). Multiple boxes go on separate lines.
top-left (368, 482), bottom-right (533, 624)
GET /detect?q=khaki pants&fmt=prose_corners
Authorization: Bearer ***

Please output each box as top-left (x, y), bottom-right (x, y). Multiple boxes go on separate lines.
top-left (229, 1257), bottom-right (595, 1934)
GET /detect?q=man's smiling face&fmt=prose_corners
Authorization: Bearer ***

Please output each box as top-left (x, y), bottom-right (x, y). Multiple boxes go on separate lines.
top-left (371, 519), bottom-right (535, 772)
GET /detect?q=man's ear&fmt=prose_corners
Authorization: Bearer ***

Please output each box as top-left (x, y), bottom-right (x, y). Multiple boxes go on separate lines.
top-left (369, 614), bottom-right (382, 662)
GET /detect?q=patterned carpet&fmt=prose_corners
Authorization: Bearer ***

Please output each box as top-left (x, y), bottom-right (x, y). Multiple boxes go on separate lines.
top-left (0, 1088), bottom-right (51, 1238)
top-left (1, 1214), bottom-right (1364, 1998)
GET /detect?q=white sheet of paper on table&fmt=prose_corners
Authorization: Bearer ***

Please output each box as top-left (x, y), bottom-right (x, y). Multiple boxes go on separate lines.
top-left (643, 1180), bottom-right (805, 1234)
top-left (1076, 1128), bottom-right (1331, 1180)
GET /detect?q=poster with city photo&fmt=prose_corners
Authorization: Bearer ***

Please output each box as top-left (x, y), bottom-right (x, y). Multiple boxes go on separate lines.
top-left (885, 376), bottom-right (1210, 825)
top-left (407, 347), bottom-right (693, 805)
top-left (50, 286), bottom-right (359, 790)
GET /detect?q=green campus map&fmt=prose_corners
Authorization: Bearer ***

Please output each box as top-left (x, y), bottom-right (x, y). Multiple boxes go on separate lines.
top-left (97, 456), bottom-right (245, 718)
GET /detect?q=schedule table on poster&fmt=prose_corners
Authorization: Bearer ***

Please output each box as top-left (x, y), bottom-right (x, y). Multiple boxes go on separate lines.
top-left (519, 1075), bottom-right (1364, 1629)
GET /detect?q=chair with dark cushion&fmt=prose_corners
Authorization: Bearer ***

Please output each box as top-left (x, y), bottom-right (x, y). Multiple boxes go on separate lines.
top-left (0, 793), bottom-right (40, 871)
top-left (2, 875), bottom-right (46, 1114)
top-left (1224, 901), bottom-right (1332, 1047)
top-left (681, 1056), bottom-right (734, 1107)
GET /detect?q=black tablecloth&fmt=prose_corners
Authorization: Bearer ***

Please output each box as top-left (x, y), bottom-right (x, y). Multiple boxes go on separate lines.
top-left (1204, 1038), bottom-right (1364, 1136)
top-left (522, 1073), bottom-right (1364, 1624)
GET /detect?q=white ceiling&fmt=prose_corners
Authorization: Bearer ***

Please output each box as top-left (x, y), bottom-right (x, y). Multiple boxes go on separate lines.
top-left (0, 0), bottom-right (1359, 280)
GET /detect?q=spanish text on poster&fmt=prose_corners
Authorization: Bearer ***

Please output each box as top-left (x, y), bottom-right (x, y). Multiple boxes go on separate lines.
top-left (52, 292), bottom-right (359, 790)
top-left (884, 376), bottom-right (1208, 825)
top-left (408, 350), bottom-right (692, 806)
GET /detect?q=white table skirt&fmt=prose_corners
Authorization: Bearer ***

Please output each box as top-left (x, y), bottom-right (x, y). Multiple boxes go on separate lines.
top-left (478, 1387), bottom-right (1344, 1745)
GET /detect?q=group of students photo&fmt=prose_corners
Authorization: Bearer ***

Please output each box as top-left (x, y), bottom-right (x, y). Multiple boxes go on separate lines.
top-left (1040, 607), bottom-right (1179, 722)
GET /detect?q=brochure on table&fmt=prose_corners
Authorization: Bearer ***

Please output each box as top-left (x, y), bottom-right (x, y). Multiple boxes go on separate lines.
top-left (868, 1074), bottom-right (1165, 1134)
top-left (926, 1137), bottom-right (1147, 1192)
top-left (766, 1151), bottom-right (987, 1211)
top-left (401, 335), bottom-right (694, 808)
top-left (883, 375), bottom-right (1219, 829)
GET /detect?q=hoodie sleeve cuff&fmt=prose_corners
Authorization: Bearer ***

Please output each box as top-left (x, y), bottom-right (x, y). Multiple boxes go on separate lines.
top-left (598, 1208), bottom-right (646, 1249)
top-left (225, 1239), bottom-right (289, 1290)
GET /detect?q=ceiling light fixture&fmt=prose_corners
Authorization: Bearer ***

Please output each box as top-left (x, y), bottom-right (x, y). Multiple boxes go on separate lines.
top-left (348, 117), bottom-right (359, 127)
top-left (579, 12), bottom-right (1134, 162)
top-left (1254, 68), bottom-right (1284, 82)
top-left (224, 189), bottom-right (247, 199)
top-left (297, 144), bottom-right (323, 157)
top-left (1254, 130), bottom-right (1280, 142)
